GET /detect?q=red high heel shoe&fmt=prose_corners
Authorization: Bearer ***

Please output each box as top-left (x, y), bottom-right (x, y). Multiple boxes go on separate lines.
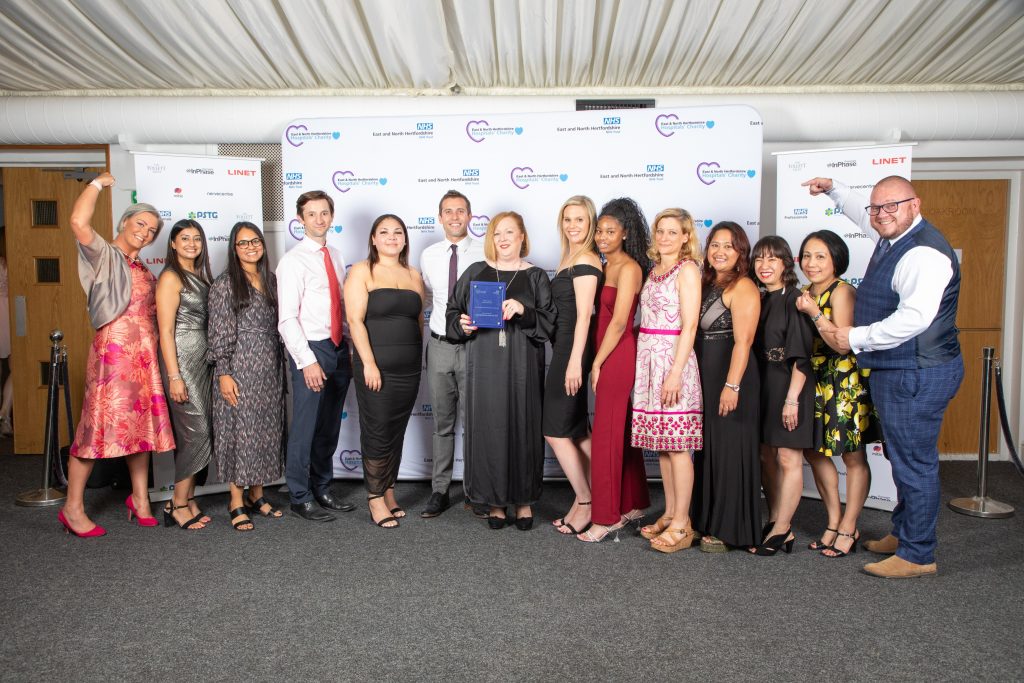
top-left (58, 509), bottom-right (107, 538)
top-left (125, 495), bottom-right (159, 527)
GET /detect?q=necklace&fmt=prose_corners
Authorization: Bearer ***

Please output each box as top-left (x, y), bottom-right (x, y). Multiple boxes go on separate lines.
top-left (494, 261), bottom-right (522, 348)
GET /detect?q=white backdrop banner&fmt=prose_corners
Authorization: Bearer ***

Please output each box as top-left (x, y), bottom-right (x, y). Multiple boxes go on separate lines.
top-left (133, 152), bottom-right (264, 496)
top-left (133, 152), bottom-right (264, 278)
top-left (774, 143), bottom-right (914, 512)
top-left (281, 105), bottom-right (764, 481)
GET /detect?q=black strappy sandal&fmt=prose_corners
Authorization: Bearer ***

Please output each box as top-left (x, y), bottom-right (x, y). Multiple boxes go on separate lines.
top-left (368, 494), bottom-right (399, 528)
top-left (230, 507), bottom-right (254, 532)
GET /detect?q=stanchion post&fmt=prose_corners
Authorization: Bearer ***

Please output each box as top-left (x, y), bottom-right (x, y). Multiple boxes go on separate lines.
top-left (15, 330), bottom-right (67, 507)
top-left (948, 346), bottom-right (1014, 518)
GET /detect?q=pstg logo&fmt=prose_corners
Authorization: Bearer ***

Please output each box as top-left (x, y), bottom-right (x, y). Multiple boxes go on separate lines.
top-left (646, 164), bottom-right (664, 173)
top-left (416, 122), bottom-right (434, 131)
top-left (187, 211), bottom-right (218, 219)
top-left (462, 169), bottom-right (480, 177)
top-left (603, 117), bottom-right (621, 125)
top-left (825, 207), bottom-right (845, 217)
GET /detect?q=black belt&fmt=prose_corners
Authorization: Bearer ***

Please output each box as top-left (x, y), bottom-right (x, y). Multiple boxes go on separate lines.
top-left (430, 331), bottom-right (453, 343)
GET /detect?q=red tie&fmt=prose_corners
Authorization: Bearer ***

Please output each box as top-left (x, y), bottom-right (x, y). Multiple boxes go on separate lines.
top-left (321, 246), bottom-right (343, 346)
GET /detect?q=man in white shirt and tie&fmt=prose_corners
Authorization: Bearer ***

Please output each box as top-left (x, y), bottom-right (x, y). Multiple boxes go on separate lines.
top-left (278, 190), bottom-right (356, 522)
top-left (419, 190), bottom-right (485, 518)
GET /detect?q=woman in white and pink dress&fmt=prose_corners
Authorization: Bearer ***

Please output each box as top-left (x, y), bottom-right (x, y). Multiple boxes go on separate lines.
top-left (631, 208), bottom-right (704, 553)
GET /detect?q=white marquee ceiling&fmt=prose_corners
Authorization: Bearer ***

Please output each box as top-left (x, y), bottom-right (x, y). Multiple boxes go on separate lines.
top-left (0, 0), bottom-right (1022, 95)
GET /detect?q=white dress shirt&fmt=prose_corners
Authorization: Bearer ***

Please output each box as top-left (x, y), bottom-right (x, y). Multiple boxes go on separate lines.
top-left (826, 181), bottom-right (955, 353)
top-left (420, 236), bottom-right (485, 338)
top-left (276, 237), bottom-right (347, 369)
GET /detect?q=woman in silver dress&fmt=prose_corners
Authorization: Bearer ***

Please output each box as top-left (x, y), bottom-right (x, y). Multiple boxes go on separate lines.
top-left (156, 219), bottom-right (214, 530)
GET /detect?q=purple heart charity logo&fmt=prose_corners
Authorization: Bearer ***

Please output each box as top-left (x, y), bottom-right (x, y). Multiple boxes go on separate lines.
top-left (655, 113), bottom-right (679, 138)
top-left (696, 161), bottom-right (720, 186)
top-left (332, 170), bottom-right (354, 193)
top-left (286, 123), bottom-right (308, 147)
top-left (510, 166), bottom-right (533, 190)
top-left (466, 119), bottom-right (489, 143)
top-left (469, 215), bottom-right (490, 238)
top-left (288, 219), bottom-right (305, 241)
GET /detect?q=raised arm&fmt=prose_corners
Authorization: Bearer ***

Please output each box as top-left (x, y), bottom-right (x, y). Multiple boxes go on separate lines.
top-left (155, 270), bottom-right (187, 403)
top-left (69, 171), bottom-right (115, 246)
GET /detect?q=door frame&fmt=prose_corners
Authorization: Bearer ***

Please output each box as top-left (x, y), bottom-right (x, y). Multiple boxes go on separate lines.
top-left (914, 166), bottom-right (1024, 461)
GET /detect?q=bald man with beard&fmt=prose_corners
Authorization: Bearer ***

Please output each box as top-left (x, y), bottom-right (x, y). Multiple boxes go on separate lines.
top-left (802, 175), bottom-right (962, 579)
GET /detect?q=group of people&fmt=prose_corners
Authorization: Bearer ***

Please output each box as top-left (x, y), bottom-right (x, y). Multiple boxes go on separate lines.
top-left (57, 172), bottom-right (962, 579)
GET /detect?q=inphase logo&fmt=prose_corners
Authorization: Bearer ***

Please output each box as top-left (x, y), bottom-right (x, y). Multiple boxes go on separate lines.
top-left (417, 122), bottom-right (434, 131)
top-left (285, 173), bottom-right (302, 181)
top-left (826, 160), bottom-right (857, 169)
top-left (185, 168), bottom-right (214, 175)
top-left (647, 164), bottom-right (664, 173)
top-left (463, 168), bottom-right (480, 177)
top-left (603, 116), bottom-right (621, 125)
top-left (228, 169), bottom-right (256, 176)
top-left (187, 211), bottom-right (218, 219)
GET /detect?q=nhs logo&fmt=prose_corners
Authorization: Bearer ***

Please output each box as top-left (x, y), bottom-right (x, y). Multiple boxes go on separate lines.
top-left (462, 169), bottom-right (480, 177)
top-left (416, 122), bottom-right (434, 131)
top-left (794, 208), bottom-right (808, 216)
top-left (603, 117), bottom-right (621, 125)
top-left (285, 172), bottom-right (302, 180)
top-left (418, 217), bottom-right (435, 225)
top-left (647, 164), bottom-right (665, 173)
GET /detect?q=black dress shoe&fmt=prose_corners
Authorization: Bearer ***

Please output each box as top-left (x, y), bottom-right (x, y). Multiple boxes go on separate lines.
top-left (290, 501), bottom-right (336, 522)
top-left (314, 492), bottom-right (356, 512)
top-left (421, 491), bottom-right (450, 518)
top-left (463, 499), bottom-right (490, 518)
top-left (488, 516), bottom-right (509, 530)
top-left (514, 516), bottom-right (534, 531)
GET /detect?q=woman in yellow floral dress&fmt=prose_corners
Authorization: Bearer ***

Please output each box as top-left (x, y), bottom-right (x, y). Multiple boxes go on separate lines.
top-left (795, 230), bottom-right (877, 558)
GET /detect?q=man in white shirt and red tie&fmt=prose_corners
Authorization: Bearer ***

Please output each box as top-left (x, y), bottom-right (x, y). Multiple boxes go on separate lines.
top-left (278, 190), bottom-right (356, 522)
top-left (419, 190), bottom-right (485, 517)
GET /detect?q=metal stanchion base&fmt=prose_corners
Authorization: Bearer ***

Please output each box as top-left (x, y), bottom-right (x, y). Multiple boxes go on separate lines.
top-left (15, 487), bottom-right (66, 507)
top-left (948, 496), bottom-right (1015, 519)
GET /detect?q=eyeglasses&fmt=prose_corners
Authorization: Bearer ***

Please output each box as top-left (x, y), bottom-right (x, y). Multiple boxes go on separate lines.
top-left (865, 198), bottom-right (915, 216)
top-left (235, 237), bottom-right (263, 248)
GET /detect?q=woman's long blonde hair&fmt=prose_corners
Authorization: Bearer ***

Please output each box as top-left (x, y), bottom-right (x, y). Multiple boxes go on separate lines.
top-left (649, 208), bottom-right (702, 265)
top-left (557, 195), bottom-right (598, 264)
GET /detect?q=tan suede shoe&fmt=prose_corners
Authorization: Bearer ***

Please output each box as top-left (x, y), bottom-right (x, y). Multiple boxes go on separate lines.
top-left (863, 533), bottom-right (899, 554)
top-left (862, 555), bottom-right (937, 579)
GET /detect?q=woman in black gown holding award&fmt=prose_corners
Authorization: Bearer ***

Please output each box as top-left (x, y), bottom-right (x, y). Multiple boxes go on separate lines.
top-left (447, 211), bottom-right (556, 530)
top-left (345, 214), bottom-right (425, 528)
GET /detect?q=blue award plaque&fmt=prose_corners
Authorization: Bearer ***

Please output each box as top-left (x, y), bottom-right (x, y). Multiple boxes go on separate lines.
top-left (469, 280), bottom-right (506, 329)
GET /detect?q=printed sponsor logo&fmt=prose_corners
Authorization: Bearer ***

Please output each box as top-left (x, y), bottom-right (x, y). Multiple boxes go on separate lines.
top-left (555, 117), bottom-right (622, 135)
top-left (465, 119), bottom-right (523, 143)
top-left (872, 156), bottom-right (907, 165)
top-left (206, 191), bottom-right (234, 197)
top-left (146, 163), bottom-right (166, 174)
top-left (332, 170), bottom-right (387, 193)
top-left (655, 114), bottom-right (715, 137)
top-left (285, 172), bottom-right (302, 181)
top-left (696, 162), bottom-right (756, 185)
top-left (338, 449), bottom-right (362, 472)
top-left (173, 187), bottom-right (183, 197)
top-left (187, 211), bottom-right (218, 219)
top-left (236, 212), bottom-right (256, 222)
top-left (285, 123), bottom-right (340, 147)
top-left (288, 219), bottom-right (305, 240)
top-left (825, 207), bottom-right (845, 217)
top-left (408, 217), bottom-right (435, 232)
top-left (372, 122), bottom-right (436, 139)
top-left (600, 164), bottom-right (664, 182)
top-left (463, 168), bottom-right (480, 177)
top-left (228, 169), bottom-right (257, 176)
top-left (510, 166), bottom-right (568, 190)
top-left (186, 167), bottom-right (214, 175)
top-left (416, 122), bottom-right (433, 131)
top-left (826, 159), bottom-right (857, 168)
top-left (603, 116), bottom-right (621, 125)
top-left (158, 210), bottom-right (172, 218)
top-left (416, 169), bottom-right (479, 186)
top-left (787, 160), bottom-right (807, 172)
top-left (784, 207), bottom-right (809, 220)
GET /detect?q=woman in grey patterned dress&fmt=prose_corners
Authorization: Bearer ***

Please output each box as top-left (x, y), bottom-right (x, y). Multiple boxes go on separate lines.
top-left (208, 222), bottom-right (286, 531)
top-left (157, 219), bottom-right (214, 530)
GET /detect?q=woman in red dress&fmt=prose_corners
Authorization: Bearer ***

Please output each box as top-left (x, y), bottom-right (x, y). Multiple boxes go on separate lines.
top-left (578, 197), bottom-right (652, 542)
top-left (58, 172), bottom-right (175, 538)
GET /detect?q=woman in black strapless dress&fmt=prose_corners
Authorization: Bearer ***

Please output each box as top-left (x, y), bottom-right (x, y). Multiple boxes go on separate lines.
top-left (344, 214), bottom-right (426, 528)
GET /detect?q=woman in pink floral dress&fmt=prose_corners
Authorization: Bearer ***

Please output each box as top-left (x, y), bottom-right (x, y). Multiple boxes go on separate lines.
top-left (59, 172), bottom-right (175, 538)
top-left (631, 208), bottom-right (704, 553)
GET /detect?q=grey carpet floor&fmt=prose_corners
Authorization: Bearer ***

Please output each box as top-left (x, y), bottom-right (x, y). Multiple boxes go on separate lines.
top-left (1, 450), bottom-right (1022, 682)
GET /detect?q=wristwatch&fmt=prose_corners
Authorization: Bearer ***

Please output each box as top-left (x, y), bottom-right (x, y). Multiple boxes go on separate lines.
top-left (724, 382), bottom-right (740, 393)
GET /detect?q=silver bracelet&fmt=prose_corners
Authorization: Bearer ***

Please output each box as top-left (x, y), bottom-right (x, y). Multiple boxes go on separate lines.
top-left (784, 399), bottom-right (799, 407)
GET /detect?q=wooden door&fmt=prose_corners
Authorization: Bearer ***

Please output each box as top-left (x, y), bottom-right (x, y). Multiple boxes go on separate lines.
top-left (914, 179), bottom-right (1007, 454)
top-left (2, 167), bottom-right (111, 454)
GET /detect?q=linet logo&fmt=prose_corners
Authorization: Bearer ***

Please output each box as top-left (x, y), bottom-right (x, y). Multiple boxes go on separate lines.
top-left (228, 169), bottom-right (257, 176)
top-left (873, 156), bottom-right (908, 165)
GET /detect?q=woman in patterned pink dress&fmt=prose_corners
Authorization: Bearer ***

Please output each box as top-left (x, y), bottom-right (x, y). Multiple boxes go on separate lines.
top-left (631, 208), bottom-right (704, 553)
top-left (59, 172), bottom-right (175, 538)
